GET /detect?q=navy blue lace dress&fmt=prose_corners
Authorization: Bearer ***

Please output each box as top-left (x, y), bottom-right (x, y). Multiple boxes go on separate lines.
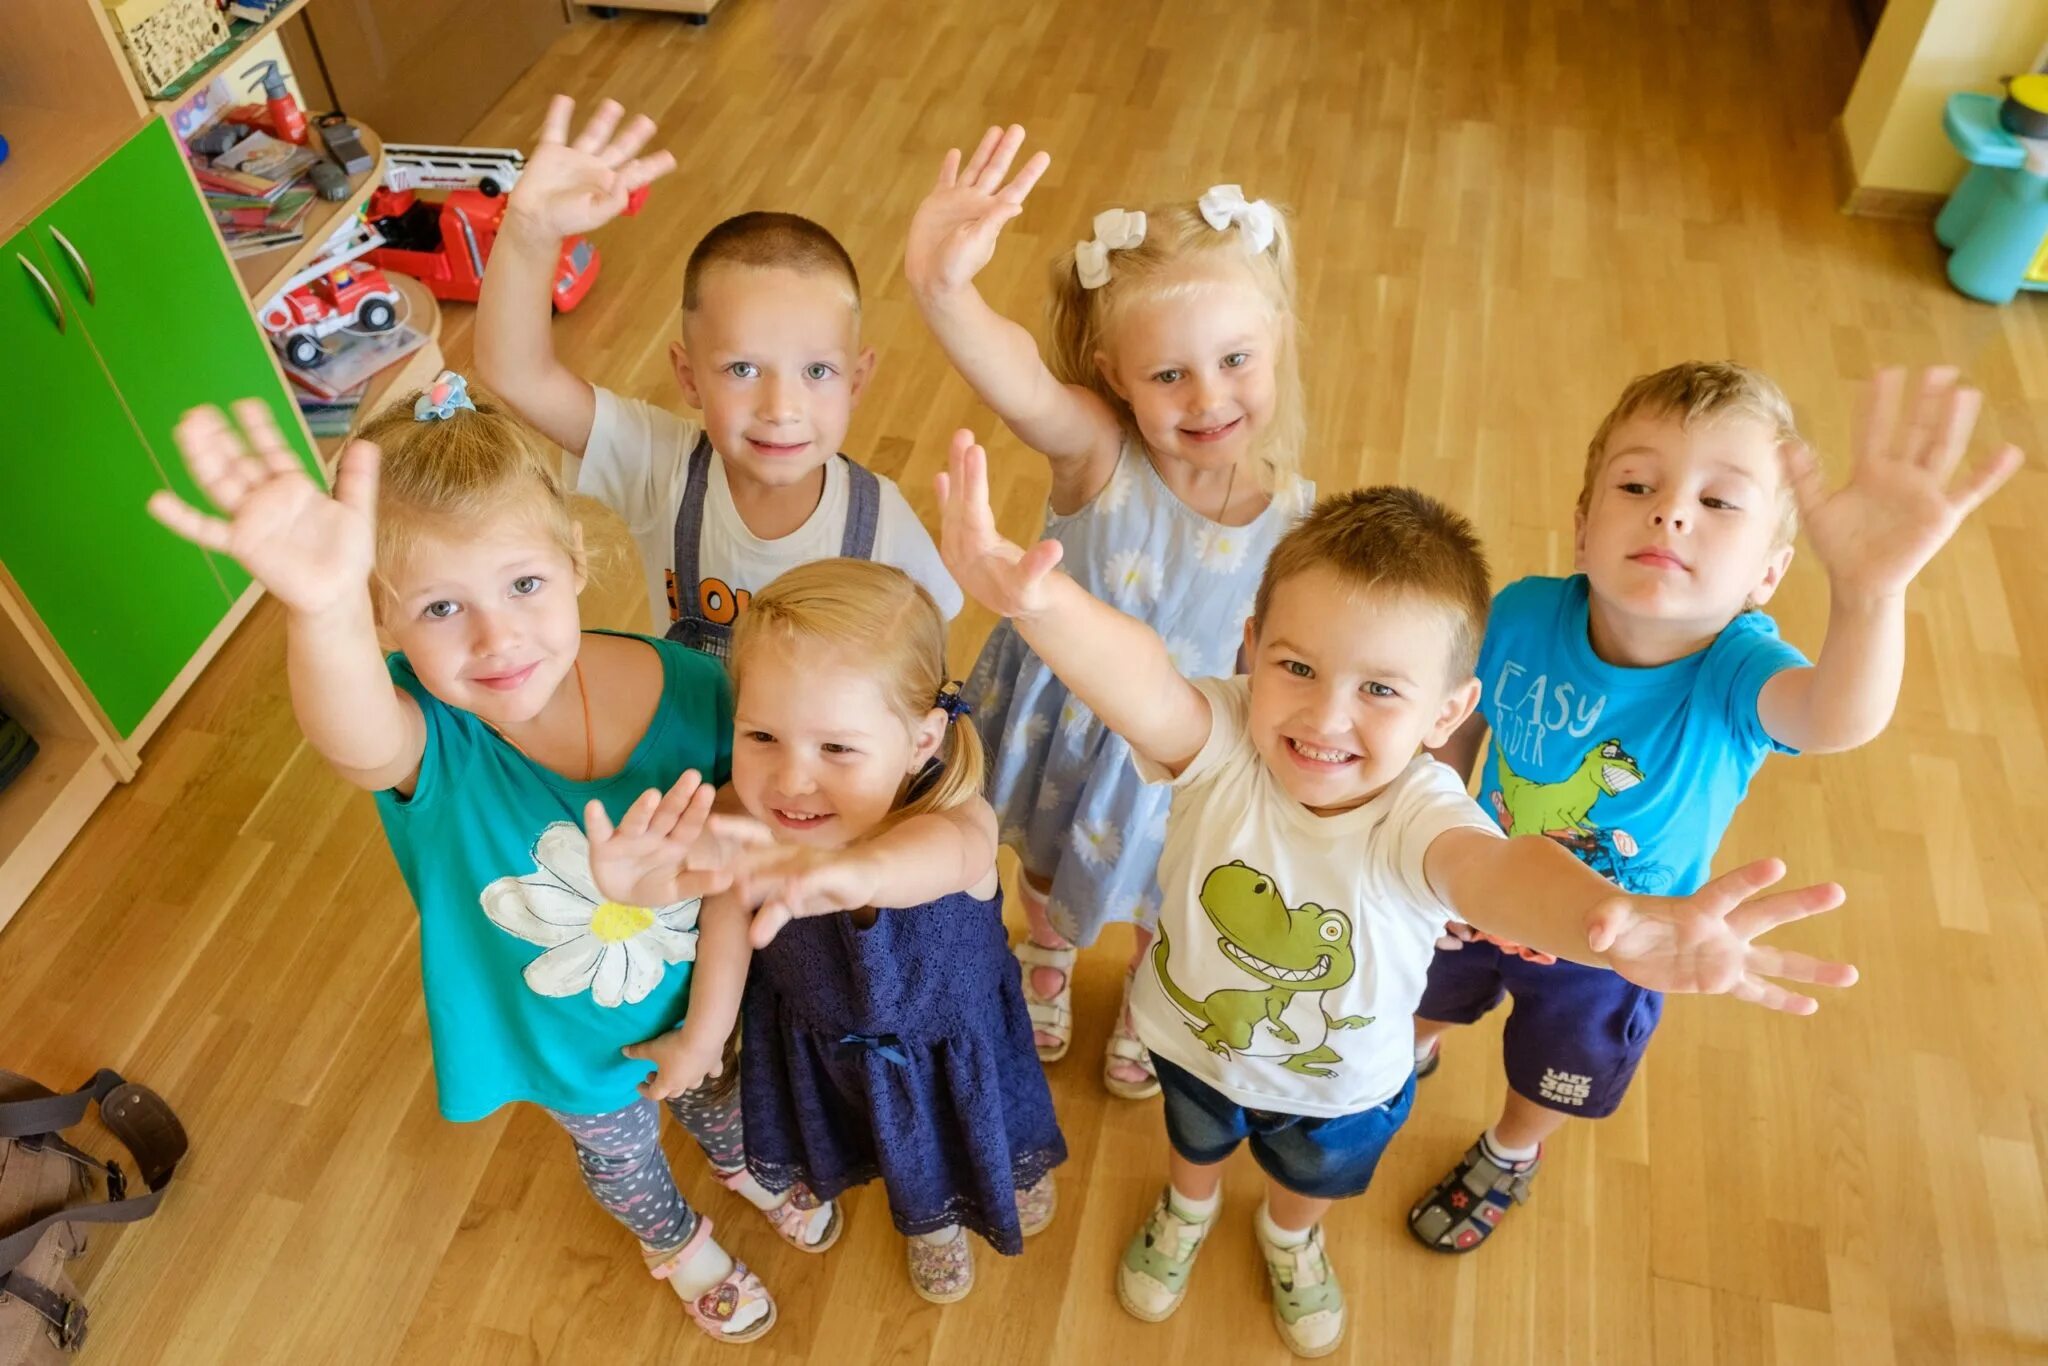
top-left (740, 888), bottom-right (1066, 1254)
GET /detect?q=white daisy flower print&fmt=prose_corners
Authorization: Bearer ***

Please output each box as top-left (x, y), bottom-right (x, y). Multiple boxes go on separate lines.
top-left (480, 822), bottom-right (701, 1009)
top-left (1072, 817), bottom-right (1122, 869)
top-left (1095, 462), bottom-right (1133, 514)
top-left (1000, 822), bottom-right (1027, 851)
top-left (1059, 696), bottom-right (1095, 738)
top-left (1163, 635), bottom-right (1206, 678)
top-left (1194, 524), bottom-right (1249, 574)
top-left (975, 675), bottom-right (1006, 719)
top-left (1035, 776), bottom-right (1064, 811)
top-left (1018, 712), bottom-right (1052, 749)
top-left (1104, 548), bottom-right (1162, 607)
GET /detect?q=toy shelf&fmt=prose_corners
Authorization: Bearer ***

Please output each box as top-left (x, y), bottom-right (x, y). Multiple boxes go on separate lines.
top-left (147, 0), bottom-right (318, 112)
top-left (236, 124), bottom-right (385, 306)
top-left (312, 270), bottom-right (446, 469)
top-left (0, 3), bottom-right (147, 237)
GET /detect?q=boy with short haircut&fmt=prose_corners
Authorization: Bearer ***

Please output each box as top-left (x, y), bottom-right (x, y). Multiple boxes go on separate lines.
top-left (934, 430), bottom-right (1858, 1358)
top-left (1406, 363), bottom-right (2022, 1255)
top-left (477, 96), bottom-right (960, 654)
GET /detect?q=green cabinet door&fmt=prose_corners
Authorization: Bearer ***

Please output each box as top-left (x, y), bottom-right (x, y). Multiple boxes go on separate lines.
top-left (33, 117), bottom-right (325, 606)
top-left (0, 229), bottom-right (235, 737)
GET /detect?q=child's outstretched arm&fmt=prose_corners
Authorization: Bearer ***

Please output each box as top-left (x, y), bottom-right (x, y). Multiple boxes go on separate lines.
top-left (621, 893), bottom-right (752, 1100)
top-left (146, 403), bottom-right (425, 793)
top-left (905, 126), bottom-right (1123, 481)
top-left (475, 94), bottom-right (675, 456)
top-left (1759, 366), bottom-right (2024, 753)
top-left (936, 430), bottom-right (1212, 774)
top-left (1425, 828), bottom-right (1857, 1014)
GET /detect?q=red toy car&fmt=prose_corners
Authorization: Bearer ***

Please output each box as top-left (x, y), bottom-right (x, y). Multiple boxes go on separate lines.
top-left (365, 186), bottom-right (602, 311)
top-left (260, 257), bottom-right (401, 368)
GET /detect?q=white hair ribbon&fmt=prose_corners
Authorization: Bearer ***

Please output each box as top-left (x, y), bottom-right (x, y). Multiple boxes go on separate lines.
top-left (1074, 208), bottom-right (1147, 289)
top-left (1199, 184), bottom-right (1277, 255)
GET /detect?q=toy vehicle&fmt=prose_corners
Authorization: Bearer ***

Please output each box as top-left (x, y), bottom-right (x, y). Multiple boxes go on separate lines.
top-left (258, 224), bottom-right (401, 367)
top-left (363, 143), bottom-right (642, 310)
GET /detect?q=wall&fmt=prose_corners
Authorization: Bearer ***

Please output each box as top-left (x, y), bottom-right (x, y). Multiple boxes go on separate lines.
top-left (1842, 0), bottom-right (2048, 195)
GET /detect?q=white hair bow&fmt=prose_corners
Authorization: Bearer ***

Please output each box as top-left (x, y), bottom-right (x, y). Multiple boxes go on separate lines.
top-left (1199, 184), bottom-right (1277, 255)
top-left (1074, 208), bottom-right (1147, 289)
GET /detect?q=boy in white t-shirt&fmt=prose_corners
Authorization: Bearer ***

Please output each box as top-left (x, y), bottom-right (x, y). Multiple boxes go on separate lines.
top-left (934, 432), bottom-right (1859, 1359)
top-left (477, 96), bottom-right (960, 653)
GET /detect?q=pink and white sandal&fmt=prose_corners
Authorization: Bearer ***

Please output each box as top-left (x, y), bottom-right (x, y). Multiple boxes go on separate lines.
top-left (644, 1216), bottom-right (777, 1344)
top-left (1103, 972), bottom-right (1160, 1100)
top-left (716, 1167), bottom-right (842, 1253)
top-left (1015, 940), bottom-right (1076, 1061)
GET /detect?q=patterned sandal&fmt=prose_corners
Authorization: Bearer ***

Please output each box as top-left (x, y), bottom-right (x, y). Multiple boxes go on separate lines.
top-left (644, 1217), bottom-right (777, 1344)
top-left (1117, 1190), bottom-right (1215, 1323)
top-left (1258, 1222), bottom-right (1346, 1358)
top-left (1015, 940), bottom-right (1076, 1062)
top-left (1015, 1173), bottom-right (1057, 1238)
top-left (1102, 975), bottom-right (1160, 1099)
top-left (716, 1168), bottom-right (842, 1253)
top-left (906, 1227), bottom-right (975, 1303)
top-left (1407, 1138), bottom-right (1541, 1253)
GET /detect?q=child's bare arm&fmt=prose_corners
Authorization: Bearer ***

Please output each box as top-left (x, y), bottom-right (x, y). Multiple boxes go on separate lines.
top-left (905, 126), bottom-right (1124, 481)
top-left (1424, 828), bottom-right (1856, 1014)
top-left (738, 799), bottom-right (999, 947)
top-left (147, 404), bottom-right (425, 792)
top-left (476, 95), bottom-right (675, 457)
top-left (936, 431), bottom-right (1212, 775)
top-left (1759, 367), bottom-right (2023, 753)
top-left (621, 890), bottom-right (750, 1100)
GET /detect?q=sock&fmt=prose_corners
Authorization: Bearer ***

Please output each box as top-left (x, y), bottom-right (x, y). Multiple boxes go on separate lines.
top-left (1256, 1200), bottom-right (1311, 1249)
top-left (658, 1231), bottom-right (735, 1298)
top-left (1481, 1127), bottom-right (1540, 1164)
top-left (715, 1165), bottom-right (782, 1212)
top-left (916, 1224), bottom-right (964, 1246)
top-left (1166, 1185), bottom-right (1220, 1224)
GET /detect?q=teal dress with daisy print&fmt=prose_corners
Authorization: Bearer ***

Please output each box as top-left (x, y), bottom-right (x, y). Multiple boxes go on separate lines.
top-left (373, 632), bottom-right (732, 1121)
top-left (966, 443), bottom-right (1313, 946)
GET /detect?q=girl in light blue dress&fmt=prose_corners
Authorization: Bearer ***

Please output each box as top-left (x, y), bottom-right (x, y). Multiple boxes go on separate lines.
top-left (906, 125), bottom-right (1313, 1096)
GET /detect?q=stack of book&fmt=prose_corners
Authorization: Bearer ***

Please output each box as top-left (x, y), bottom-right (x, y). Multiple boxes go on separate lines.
top-left (193, 129), bottom-right (323, 258)
top-left (284, 323), bottom-right (429, 403)
top-left (297, 385), bottom-right (370, 439)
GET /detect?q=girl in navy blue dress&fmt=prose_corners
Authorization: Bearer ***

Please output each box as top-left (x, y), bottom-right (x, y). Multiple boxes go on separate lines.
top-left (587, 558), bottom-right (1064, 1305)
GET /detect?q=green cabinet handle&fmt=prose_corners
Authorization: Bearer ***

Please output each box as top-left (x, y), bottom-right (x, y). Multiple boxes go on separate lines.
top-left (16, 254), bottom-right (64, 333)
top-left (47, 226), bottom-right (95, 305)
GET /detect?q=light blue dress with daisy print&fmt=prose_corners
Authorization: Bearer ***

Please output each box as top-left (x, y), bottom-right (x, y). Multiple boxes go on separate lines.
top-left (967, 443), bottom-right (1314, 946)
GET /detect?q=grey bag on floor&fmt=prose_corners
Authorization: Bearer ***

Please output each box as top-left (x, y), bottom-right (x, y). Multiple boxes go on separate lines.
top-left (0, 1071), bottom-right (185, 1362)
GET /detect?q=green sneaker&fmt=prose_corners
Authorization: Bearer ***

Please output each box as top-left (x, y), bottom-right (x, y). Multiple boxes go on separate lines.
top-left (1257, 1222), bottom-right (1345, 1358)
top-left (1116, 1191), bottom-right (1215, 1322)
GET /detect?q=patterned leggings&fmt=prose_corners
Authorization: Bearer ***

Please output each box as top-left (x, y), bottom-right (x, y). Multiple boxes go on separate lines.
top-left (543, 1051), bottom-right (746, 1254)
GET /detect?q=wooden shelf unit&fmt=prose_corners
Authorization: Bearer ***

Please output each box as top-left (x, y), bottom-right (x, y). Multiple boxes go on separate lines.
top-left (311, 271), bottom-right (447, 468)
top-left (146, 0), bottom-right (317, 110)
top-left (235, 126), bottom-right (386, 305)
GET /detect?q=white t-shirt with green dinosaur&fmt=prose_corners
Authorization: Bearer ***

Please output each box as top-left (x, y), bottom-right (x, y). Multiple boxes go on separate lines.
top-left (1131, 675), bottom-right (1500, 1119)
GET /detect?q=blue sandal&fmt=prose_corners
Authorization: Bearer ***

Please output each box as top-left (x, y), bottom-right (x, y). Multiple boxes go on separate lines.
top-left (1407, 1138), bottom-right (1539, 1253)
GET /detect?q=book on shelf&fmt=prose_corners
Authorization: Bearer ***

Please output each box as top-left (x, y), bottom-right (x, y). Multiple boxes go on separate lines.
top-left (225, 227), bottom-right (306, 258)
top-left (282, 325), bottom-right (428, 400)
top-left (210, 186), bottom-right (315, 230)
top-left (214, 130), bottom-right (320, 185)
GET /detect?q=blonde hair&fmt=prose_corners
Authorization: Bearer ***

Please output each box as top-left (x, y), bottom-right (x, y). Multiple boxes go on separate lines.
top-left (1046, 193), bottom-right (1304, 490)
top-left (352, 381), bottom-right (581, 602)
top-left (729, 559), bottom-right (985, 822)
top-left (1253, 486), bottom-right (1493, 681)
top-left (1580, 361), bottom-right (1801, 546)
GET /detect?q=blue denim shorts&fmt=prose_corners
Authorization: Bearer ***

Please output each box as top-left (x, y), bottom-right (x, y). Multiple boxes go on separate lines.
top-left (1152, 1054), bottom-right (1417, 1199)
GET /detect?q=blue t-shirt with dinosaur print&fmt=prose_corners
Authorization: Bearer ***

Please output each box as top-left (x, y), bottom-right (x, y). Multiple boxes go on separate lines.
top-left (1475, 574), bottom-right (1807, 900)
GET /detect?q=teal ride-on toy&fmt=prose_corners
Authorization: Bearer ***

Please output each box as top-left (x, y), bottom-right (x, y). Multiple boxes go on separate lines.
top-left (1936, 80), bottom-right (2048, 304)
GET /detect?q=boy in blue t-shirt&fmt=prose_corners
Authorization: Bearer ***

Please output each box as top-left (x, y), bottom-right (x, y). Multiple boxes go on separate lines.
top-left (1407, 362), bottom-right (2023, 1252)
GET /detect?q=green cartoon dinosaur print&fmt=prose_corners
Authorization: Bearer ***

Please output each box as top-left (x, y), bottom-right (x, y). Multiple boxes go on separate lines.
top-left (1491, 736), bottom-right (1643, 839)
top-left (1152, 861), bottom-right (1372, 1078)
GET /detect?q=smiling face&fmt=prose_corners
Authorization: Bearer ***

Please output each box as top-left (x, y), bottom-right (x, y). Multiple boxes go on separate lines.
top-left (1243, 567), bottom-right (1481, 815)
top-left (1575, 409), bottom-right (1794, 642)
top-left (673, 263), bottom-right (875, 491)
top-left (729, 637), bottom-right (945, 849)
top-left (379, 511), bottom-right (587, 730)
top-left (1097, 262), bottom-right (1281, 474)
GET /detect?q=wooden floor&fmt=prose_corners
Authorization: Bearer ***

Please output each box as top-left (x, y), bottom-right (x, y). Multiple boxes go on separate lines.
top-left (7, 0), bottom-right (2046, 1361)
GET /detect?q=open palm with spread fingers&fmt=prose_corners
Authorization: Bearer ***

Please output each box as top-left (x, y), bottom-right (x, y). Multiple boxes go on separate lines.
top-left (934, 429), bottom-right (1066, 620)
top-left (147, 402), bottom-right (375, 616)
top-left (1782, 366), bottom-right (2025, 602)
top-left (510, 93), bottom-right (676, 240)
top-left (584, 771), bottom-right (767, 907)
top-left (1583, 859), bottom-right (1856, 1014)
top-left (905, 124), bottom-right (1051, 297)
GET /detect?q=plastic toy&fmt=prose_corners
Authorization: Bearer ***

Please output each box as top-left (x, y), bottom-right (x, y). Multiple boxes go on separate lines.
top-left (258, 224), bottom-right (402, 367)
top-left (309, 161), bottom-right (348, 200)
top-left (362, 143), bottom-right (646, 310)
top-left (315, 111), bottom-right (373, 175)
top-left (1935, 89), bottom-right (2048, 303)
top-left (225, 60), bottom-right (309, 146)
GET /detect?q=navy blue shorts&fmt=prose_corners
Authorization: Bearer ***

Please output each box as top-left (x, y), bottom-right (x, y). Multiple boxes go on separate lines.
top-left (1152, 1054), bottom-right (1416, 1199)
top-left (1415, 939), bottom-right (1663, 1118)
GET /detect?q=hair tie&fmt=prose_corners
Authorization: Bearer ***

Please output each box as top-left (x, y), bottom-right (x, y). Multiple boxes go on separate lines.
top-left (1074, 208), bottom-right (1147, 290)
top-left (1198, 184), bottom-right (1277, 255)
top-left (415, 370), bottom-right (477, 422)
top-left (934, 680), bottom-right (972, 722)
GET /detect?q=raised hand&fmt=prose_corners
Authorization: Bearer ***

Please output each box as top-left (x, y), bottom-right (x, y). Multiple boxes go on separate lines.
top-left (147, 402), bottom-right (376, 617)
top-left (620, 1026), bottom-right (725, 1102)
top-left (583, 770), bottom-right (756, 906)
top-left (507, 94), bottom-right (676, 240)
top-left (905, 124), bottom-right (1051, 299)
top-left (1586, 859), bottom-right (1856, 1014)
top-left (731, 846), bottom-right (884, 949)
top-left (934, 429), bottom-right (1066, 620)
top-left (1782, 367), bottom-right (2024, 603)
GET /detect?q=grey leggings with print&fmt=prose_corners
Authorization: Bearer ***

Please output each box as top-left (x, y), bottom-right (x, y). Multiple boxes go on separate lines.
top-left (543, 1053), bottom-right (745, 1254)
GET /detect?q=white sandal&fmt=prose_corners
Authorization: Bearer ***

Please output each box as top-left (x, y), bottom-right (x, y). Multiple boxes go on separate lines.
top-left (1015, 940), bottom-right (1076, 1062)
top-left (1103, 977), bottom-right (1160, 1100)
